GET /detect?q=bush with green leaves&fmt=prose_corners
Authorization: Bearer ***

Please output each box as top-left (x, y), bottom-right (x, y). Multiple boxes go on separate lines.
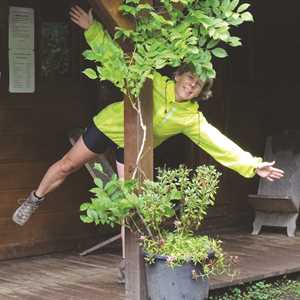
top-left (80, 164), bottom-right (227, 277)
top-left (83, 0), bottom-right (253, 97)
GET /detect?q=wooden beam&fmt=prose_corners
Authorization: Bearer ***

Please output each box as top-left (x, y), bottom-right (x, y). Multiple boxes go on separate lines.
top-left (86, 2), bottom-right (154, 298)
top-left (124, 79), bottom-right (153, 300)
top-left (88, 0), bottom-right (133, 33)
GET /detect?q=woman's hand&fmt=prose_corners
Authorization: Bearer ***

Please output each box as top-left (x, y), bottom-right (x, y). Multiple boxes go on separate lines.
top-left (69, 5), bottom-right (93, 30)
top-left (256, 161), bottom-right (284, 181)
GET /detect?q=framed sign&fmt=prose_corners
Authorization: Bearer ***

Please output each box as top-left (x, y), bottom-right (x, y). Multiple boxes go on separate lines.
top-left (8, 6), bottom-right (35, 93)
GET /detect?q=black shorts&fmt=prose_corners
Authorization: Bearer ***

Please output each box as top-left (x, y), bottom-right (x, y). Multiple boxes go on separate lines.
top-left (82, 121), bottom-right (124, 163)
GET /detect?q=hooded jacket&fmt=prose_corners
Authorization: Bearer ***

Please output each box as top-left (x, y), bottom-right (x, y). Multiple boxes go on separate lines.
top-left (84, 21), bottom-right (262, 178)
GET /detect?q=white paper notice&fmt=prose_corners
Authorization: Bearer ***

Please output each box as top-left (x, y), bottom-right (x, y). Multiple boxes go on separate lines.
top-left (9, 6), bottom-right (34, 50)
top-left (9, 50), bottom-right (35, 93)
top-left (9, 6), bottom-right (35, 93)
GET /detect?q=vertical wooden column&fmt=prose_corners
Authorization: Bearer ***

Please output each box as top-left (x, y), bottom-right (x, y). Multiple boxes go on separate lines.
top-left (124, 79), bottom-right (153, 300)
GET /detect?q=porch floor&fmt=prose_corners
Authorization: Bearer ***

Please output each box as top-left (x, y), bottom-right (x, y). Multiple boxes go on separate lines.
top-left (0, 252), bottom-right (124, 300)
top-left (0, 230), bottom-right (299, 299)
top-left (210, 229), bottom-right (300, 290)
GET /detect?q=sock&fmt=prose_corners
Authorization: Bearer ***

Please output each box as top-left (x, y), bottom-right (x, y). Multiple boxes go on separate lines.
top-left (34, 191), bottom-right (44, 200)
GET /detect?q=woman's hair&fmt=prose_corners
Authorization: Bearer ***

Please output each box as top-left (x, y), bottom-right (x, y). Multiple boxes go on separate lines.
top-left (174, 64), bottom-right (214, 101)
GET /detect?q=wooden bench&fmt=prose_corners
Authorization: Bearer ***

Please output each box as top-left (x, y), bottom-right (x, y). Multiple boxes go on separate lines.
top-left (248, 131), bottom-right (300, 237)
top-left (68, 128), bottom-right (122, 255)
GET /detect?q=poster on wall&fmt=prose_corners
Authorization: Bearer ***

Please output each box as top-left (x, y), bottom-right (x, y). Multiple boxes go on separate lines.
top-left (9, 6), bottom-right (34, 50)
top-left (9, 49), bottom-right (35, 93)
top-left (8, 6), bottom-right (35, 93)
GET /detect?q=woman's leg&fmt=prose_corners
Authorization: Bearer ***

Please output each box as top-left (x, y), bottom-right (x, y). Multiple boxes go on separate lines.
top-left (116, 161), bottom-right (124, 180)
top-left (36, 136), bottom-right (97, 197)
top-left (12, 136), bottom-right (98, 226)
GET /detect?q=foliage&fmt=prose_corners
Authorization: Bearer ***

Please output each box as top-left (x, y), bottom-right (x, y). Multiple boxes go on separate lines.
top-left (209, 279), bottom-right (300, 300)
top-left (80, 164), bottom-right (225, 276)
top-left (83, 0), bottom-right (253, 97)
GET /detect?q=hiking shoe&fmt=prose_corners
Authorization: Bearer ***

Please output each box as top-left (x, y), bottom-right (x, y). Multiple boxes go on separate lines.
top-left (12, 191), bottom-right (44, 226)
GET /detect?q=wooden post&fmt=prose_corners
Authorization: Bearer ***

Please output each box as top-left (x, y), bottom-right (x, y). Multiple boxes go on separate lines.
top-left (86, 2), bottom-right (154, 298)
top-left (124, 79), bottom-right (153, 300)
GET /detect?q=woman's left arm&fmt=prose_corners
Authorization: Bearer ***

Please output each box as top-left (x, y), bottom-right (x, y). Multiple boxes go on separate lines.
top-left (255, 161), bottom-right (284, 181)
top-left (182, 112), bottom-right (284, 180)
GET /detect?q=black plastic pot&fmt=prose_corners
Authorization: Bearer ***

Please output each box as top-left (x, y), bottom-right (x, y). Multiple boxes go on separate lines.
top-left (145, 256), bottom-right (209, 300)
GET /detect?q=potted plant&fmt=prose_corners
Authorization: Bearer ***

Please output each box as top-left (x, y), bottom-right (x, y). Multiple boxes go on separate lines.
top-left (80, 164), bottom-right (227, 299)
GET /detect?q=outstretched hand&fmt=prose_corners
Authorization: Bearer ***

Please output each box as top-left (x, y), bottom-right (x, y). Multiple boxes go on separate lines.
top-left (69, 5), bottom-right (93, 30)
top-left (256, 161), bottom-right (284, 181)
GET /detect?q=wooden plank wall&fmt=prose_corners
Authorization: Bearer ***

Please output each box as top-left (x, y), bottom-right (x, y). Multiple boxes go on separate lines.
top-left (1, 0), bottom-right (298, 260)
top-left (0, 0), bottom-right (114, 260)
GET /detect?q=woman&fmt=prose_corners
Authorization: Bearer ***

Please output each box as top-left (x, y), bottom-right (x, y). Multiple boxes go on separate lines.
top-left (12, 5), bottom-right (284, 226)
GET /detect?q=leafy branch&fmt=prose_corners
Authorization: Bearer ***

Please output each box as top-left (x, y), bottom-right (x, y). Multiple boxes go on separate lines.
top-left (83, 0), bottom-right (253, 98)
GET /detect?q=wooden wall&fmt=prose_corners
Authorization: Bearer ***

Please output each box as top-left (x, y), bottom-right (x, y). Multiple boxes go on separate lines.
top-left (0, 0), bottom-right (117, 260)
top-left (1, 0), bottom-right (299, 260)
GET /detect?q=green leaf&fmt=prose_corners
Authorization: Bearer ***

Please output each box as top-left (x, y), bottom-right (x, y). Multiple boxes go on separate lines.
top-left (206, 68), bottom-right (216, 78)
top-left (82, 50), bottom-right (97, 61)
top-left (206, 39), bottom-right (219, 49)
top-left (221, 0), bottom-right (231, 12)
top-left (230, 0), bottom-right (240, 10)
top-left (105, 181), bottom-right (119, 196)
top-left (94, 178), bottom-right (103, 189)
top-left (241, 12), bottom-right (254, 22)
top-left (87, 209), bottom-right (99, 220)
top-left (82, 68), bottom-right (98, 80)
top-left (211, 47), bottom-right (228, 58)
top-left (237, 3), bottom-right (251, 13)
top-left (208, 27), bottom-right (216, 37)
top-left (119, 4), bottom-right (137, 16)
top-left (80, 215), bottom-right (93, 223)
top-left (198, 36), bottom-right (207, 47)
top-left (94, 163), bottom-right (104, 173)
top-left (111, 174), bottom-right (118, 181)
top-left (227, 17), bottom-right (243, 26)
top-left (80, 203), bottom-right (90, 211)
top-left (229, 36), bottom-right (242, 47)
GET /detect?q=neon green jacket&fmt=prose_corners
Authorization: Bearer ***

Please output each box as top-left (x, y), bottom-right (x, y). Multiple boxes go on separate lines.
top-left (84, 21), bottom-right (262, 178)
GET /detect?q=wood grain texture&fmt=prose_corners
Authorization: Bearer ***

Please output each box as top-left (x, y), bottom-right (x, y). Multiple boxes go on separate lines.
top-left (0, 252), bottom-right (125, 300)
top-left (210, 230), bottom-right (300, 290)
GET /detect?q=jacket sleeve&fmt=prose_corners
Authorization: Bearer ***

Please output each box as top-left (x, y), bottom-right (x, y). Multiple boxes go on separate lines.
top-left (182, 112), bottom-right (262, 178)
top-left (84, 21), bottom-right (121, 54)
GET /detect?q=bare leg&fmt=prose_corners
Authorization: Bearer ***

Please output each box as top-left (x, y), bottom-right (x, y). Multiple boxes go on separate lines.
top-left (36, 136), bottom-right (98, 197)
top-left (116, 161), bottom-right (124, 180)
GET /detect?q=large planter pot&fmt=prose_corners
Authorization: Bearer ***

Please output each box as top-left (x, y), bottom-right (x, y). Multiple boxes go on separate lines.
top-left (145, 256), bottom-right (209, 300)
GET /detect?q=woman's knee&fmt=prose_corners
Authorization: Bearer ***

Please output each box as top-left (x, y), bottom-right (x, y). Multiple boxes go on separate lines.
top-left (58, 157), bottom-right (79, 175)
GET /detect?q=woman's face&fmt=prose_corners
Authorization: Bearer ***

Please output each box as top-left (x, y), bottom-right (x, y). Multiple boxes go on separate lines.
top-left (175, 71), bottom-right (203, 102)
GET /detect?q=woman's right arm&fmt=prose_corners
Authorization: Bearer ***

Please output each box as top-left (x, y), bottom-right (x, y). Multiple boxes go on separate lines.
top-left (69, 5), bottom-right (117, 52)
top-left (70, 5), bottom-right (93, 30)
